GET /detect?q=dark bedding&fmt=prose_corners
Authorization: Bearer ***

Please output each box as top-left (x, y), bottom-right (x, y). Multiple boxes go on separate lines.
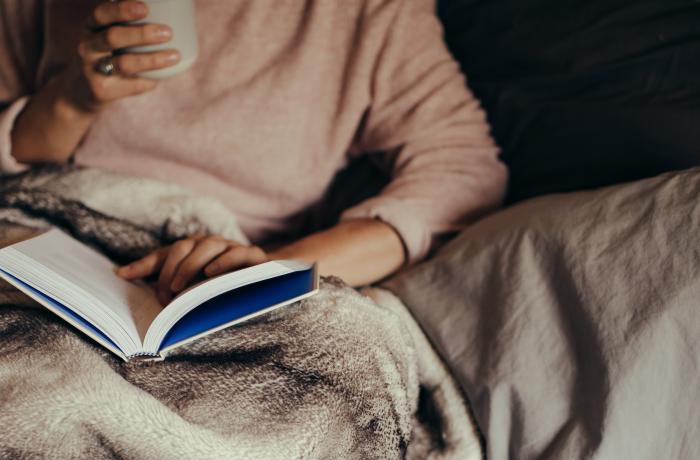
top-left (386, 168), bottom-right (700, 459)
top-left (438, 0), bottom-right (700, 203)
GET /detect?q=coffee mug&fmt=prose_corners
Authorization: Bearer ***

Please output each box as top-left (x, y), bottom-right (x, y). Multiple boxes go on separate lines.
top-left (126, 0), bottom-right (199, 79)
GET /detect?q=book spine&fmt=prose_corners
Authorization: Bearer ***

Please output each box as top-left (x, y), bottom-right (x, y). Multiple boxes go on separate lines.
top-left (126, 352), bottom-right (164, 362)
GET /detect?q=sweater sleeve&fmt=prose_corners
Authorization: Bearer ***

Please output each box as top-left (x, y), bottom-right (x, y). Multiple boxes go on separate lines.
top-left (340, 0), bottom-right (507, 264)
top-left (0, 0), bottom-right (43, 174)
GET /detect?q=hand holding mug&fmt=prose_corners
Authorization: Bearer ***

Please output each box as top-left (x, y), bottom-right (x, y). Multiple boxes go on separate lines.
top-left (66, 0), bottom-right (196, 112)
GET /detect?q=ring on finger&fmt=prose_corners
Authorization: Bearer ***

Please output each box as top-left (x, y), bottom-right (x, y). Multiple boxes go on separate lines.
top-left (95, 55), bottom-right (117, 76)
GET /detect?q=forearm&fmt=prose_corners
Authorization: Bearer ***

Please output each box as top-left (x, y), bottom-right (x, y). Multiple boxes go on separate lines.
top-left (11, 73), bottom-right (97, 165)
top-left (269, 219), bottom-right (406, 287)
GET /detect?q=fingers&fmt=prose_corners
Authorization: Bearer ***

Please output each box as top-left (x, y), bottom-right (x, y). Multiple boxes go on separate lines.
top-left (169, 238), bottom-right (229, 292)
top-left (204, 245), bottom-right (268, 277)
top-left (88, 1), bottom-right (148, 30)
top-left (118, 237), bottom-right (268, 307)
top-left (157, 238), bottom-right (198, 304)
top-left (85, 24), bottom-right (173, 54)
top-left (117, 248), bottom-right (168, 279)
top-left (111, 49), bottom-right (181, 76)
top-left (78, 23), bottom-right (179, 77)
top-left (82, 73), bottom-right (159, 105)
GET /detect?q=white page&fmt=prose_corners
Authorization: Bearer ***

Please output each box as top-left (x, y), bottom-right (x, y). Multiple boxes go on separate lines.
top-left (5, 230), bottom-right (162, 346)
top-left (0, 267), bottom-right (128, 359)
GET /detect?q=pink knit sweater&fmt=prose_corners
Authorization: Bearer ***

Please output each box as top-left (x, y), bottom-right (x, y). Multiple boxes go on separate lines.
top-left (0, 0), bottom-right (506, 262)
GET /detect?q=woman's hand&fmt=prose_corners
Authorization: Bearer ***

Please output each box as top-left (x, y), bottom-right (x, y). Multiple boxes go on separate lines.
top-left (117, 236), bottom-right (268, 306)
top-left (68, 0), bottom-right (181, 111)
top-left (11, 1), bottom-right (182, 164)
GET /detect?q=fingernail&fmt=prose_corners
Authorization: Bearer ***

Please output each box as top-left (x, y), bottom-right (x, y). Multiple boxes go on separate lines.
top-left (131, 2), bottom-right (148, 16)
top-left (154, 26), bottom-right (172, 40)
top-left (164, 51), bottom-right (181, 63)
top-left (171, 280), bottom-right (181, 291)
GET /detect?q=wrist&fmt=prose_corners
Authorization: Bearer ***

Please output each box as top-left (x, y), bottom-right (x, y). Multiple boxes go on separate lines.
top-left (10, 71), bottom-right (100, 165)
top-left (268, 245), bottom-right (313, 263)
top-left (53, 70), bottom-right (103, 118)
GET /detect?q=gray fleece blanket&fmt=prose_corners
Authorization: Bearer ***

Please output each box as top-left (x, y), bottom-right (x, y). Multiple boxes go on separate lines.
top-left (0, 166), bottom-right (480, 459)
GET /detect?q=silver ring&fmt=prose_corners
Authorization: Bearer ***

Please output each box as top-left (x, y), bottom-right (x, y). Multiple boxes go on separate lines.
top-left (95, 56), bottom-right (117, 76)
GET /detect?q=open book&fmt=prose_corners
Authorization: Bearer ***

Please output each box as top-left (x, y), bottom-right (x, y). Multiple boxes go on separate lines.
top-left (0, 229), bottom-right (318, 361)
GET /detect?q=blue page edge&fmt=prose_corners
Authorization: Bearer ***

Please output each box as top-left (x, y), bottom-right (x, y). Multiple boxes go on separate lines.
top-left (158, 267), bottom-right (315, 351)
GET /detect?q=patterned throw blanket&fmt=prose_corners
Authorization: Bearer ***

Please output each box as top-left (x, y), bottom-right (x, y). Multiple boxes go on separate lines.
top-left (0, 166), bottom-right (480, 459)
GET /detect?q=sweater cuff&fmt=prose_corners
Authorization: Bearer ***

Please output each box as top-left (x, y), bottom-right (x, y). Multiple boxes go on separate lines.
top-left (340, 197), bottom-right (432, 265)
top-left (0, 97), bottom-right (31, 174)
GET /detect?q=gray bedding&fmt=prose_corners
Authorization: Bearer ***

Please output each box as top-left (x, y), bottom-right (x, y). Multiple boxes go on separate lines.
top-left (386, 168), bottom-right (700, 459)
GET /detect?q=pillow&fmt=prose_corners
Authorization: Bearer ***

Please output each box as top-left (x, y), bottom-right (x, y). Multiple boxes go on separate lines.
top-left (437, 0), bottom-right (700, 203)
top-left (385, 168), bottom-right (700, 459)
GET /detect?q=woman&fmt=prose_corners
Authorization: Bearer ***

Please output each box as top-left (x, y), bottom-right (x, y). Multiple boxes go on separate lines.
top-left (0, 0), bottom-right (506, 305)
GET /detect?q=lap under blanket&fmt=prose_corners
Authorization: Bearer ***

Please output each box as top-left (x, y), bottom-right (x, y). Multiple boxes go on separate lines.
top-left (0, 166), bottom-right (480, 459)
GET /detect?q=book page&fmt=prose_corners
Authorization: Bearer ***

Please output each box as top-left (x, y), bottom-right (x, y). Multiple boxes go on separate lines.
top-left (4, 230), bottom-right (162, 345)
top-left (143, 260), bottom-right (313, 351)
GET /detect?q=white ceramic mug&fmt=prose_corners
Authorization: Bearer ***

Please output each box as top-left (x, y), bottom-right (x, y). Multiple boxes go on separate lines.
top-left (126, 0), bottom-right (199, 79)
